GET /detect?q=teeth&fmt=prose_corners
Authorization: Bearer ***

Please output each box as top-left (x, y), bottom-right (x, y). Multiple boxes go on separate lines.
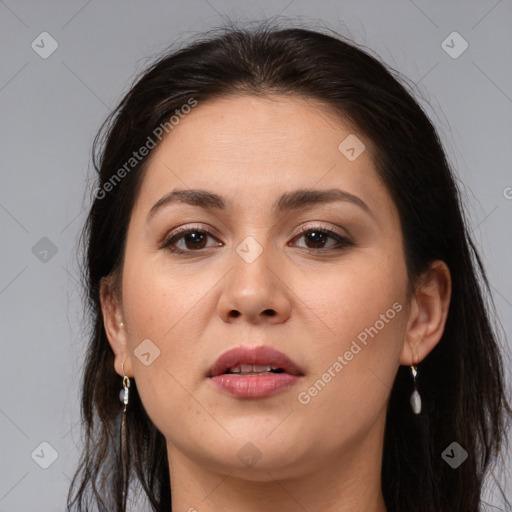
top-left (253, 364), bottom-right (272, 372)
top-left (227, 364), bottom-right (280, 374)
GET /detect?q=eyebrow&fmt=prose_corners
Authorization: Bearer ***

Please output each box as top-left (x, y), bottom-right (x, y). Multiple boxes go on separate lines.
top-left (146, 187), bottom-right (374, 222)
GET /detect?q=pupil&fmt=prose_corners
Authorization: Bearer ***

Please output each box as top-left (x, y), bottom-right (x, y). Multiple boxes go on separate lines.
top-left (185, 232), bottom-right (206, 249)
top-left (306, 231), bottom-right (326, 248)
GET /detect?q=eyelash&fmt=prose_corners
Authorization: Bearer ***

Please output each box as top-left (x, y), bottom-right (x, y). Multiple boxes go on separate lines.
top-left (161, 224), bottom-right (353, 255)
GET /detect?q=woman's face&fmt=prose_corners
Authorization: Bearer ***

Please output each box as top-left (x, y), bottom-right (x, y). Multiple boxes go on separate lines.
top-left (105, 94), bottom-right (418, 479)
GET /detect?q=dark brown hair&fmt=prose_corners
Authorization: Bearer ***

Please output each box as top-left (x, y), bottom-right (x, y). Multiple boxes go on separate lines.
top-left (68, 22), bottom-right (511, 512)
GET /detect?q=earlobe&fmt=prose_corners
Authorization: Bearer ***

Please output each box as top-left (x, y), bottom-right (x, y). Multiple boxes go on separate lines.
top-left (99, 274), bottom-right (134, 378)
top-left (399, 260), bottom-right (452, 366)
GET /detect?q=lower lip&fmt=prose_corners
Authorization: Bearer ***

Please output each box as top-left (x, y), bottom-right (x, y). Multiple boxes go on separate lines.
top-left (209, 373), bottom-right (301, 398)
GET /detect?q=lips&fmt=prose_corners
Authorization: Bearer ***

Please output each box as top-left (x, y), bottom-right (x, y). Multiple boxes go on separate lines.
top-left (207, 345), bottom-right (304, 378)
top-left (207, 345), bottom-right (304, 399)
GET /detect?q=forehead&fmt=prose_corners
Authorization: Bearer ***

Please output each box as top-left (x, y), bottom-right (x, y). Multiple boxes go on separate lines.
top-left (151, 94), bottom-right (362, 164)
top-left (132, 94), bottom-right (393, 220)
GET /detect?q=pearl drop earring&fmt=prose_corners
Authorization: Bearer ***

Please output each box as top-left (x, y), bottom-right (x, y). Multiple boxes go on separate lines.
top-left (119, 362), bottom-right (130, 412)
top-left (118, 361), bottom-right (130, 504)
top-left (410, 364), bottom-right (422, 414)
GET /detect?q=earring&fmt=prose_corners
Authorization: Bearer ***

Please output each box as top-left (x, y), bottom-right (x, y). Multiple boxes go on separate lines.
top-left (409, 364), bottom-right (422, 414)
top-left (119, 362), bottom-right (130, 505)
top-left (119, 362), bottom-right (130, 411)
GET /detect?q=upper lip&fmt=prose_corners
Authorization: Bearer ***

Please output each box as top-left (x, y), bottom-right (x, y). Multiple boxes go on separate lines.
top-left (207, 345), bottom-right (304, 377)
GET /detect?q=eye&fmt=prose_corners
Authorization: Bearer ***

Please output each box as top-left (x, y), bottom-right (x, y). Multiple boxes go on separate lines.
top-left (291, 226), bottom-right (353, 251)
top-left (162, 226), bottom-right (222, 254)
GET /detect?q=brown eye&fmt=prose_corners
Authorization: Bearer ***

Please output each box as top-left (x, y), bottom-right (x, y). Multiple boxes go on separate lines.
top-left (180, 231), bottom-right (208, 250)
top-left (293, 227), bottom-right (353, 251)
top-left (163, 228), bottom-right (222, 253)
top-left (303, 230), bottom-right (329, 248)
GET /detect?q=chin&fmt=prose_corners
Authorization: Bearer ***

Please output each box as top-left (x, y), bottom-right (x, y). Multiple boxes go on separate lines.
top-left (172, 427), bottom-right (311, 476)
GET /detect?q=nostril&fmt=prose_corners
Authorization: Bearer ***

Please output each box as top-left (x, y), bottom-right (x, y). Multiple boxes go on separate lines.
top-left (263, 309), bottom-right (276, 316)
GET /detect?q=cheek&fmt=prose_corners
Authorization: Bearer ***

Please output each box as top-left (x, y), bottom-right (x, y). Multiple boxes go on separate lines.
top-left (122, 254), bottom-right (214, 339)
top-left (294, 251), bottom-right (407, 413)
top-left (298, 248), bottom-right (407, 350)
top-left (120, 252), bottom-right (220, 434)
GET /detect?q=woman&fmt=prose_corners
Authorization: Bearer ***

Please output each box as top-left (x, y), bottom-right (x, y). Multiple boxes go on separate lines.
top-left (67, 23), bottom-right (511, 512)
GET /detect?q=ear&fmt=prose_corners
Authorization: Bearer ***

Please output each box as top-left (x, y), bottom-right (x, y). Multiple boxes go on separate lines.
top-left (100, 273), bottom-right (134, 378)
top-left (399, 260), bottom-right (452, 366)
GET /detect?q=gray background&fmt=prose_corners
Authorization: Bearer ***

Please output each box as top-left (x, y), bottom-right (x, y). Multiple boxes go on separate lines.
top-left (1, 0), bottom-right (511, 510)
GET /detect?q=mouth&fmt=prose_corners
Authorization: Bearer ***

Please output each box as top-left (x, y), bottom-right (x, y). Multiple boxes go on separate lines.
top-left (207, 345), bottom-right (304, 378)
top-left (223, 364), bottom-right (286, 375)
top-left (207, 345), bottom-right (304, 399)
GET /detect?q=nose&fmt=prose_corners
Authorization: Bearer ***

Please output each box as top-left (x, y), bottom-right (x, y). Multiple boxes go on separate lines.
top-left (216, 241), bottom-right (292, 325)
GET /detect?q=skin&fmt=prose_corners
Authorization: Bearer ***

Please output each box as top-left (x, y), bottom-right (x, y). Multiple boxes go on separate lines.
top-left (101, 95), bottom-right (451, 512)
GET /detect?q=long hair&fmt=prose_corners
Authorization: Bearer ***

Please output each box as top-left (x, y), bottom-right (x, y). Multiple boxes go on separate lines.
top-left (67, 22), bottom-right (511, 512)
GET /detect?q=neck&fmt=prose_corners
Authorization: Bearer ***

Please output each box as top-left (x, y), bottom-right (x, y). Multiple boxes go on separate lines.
top-left (166, 415), bottom-right (388, 512)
